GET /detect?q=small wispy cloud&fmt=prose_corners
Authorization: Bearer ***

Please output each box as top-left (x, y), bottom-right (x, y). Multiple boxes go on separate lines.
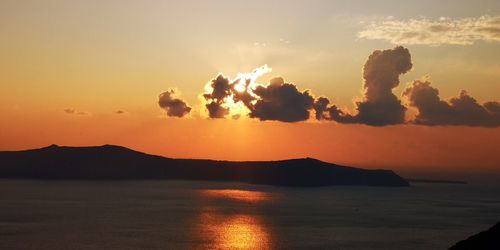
top-left (358, 15), bottom-right (500, 46)
top-left (64, 108), bottom-right (88, 115)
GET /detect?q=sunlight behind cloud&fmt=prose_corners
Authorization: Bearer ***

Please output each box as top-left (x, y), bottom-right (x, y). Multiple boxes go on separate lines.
top-left (201, 65), bottom-right (272, 119)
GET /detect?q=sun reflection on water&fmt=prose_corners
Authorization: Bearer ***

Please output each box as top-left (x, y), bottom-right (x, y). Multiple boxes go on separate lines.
top-left (199, 212), bottom-right (271, 250)
top-left (201, 189), bottom-right (271, 203)
top-left (196, 188), bottom-right (274, 249)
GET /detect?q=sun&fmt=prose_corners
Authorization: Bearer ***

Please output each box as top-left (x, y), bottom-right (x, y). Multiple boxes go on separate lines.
top-left (236, 64), bottom-right (272, 92)
top-left (233, 79), bottom-right (247, 93)
top-left (225, 95), bottom-right (250, 118)
top-left (203, 65), bottom-right (272, 118)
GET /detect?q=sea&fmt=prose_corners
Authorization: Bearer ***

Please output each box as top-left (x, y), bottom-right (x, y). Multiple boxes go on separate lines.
top-left (1, 180), bottom-right (499, 249)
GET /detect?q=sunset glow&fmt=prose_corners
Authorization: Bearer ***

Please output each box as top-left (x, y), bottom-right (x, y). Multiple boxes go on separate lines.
top-left (1, 1), bottom-right (500, 249)
top-left (0, 0), bottom-right (499, 182)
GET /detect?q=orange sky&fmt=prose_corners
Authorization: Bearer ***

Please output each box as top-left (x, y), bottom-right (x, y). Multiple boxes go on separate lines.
top-left (1, 109), bottom-right (499, 179)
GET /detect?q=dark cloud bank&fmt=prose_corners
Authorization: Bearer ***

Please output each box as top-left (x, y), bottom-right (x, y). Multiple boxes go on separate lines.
top-left (404, 80), bottom-right (500, 127)
top-left (159, 46), bottom-right (500, 127)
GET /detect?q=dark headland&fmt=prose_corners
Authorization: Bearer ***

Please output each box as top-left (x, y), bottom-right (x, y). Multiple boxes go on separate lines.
top-left (449, 222), bottom-right (500, 249)
top-left (0, 145), bottom-right (408, 187)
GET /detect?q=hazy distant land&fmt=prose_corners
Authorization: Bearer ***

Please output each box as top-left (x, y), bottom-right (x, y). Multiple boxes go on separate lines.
top-left (406, 178), bottom-right (467, 185)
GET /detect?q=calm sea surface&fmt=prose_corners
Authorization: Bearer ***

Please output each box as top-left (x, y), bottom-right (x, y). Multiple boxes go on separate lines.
top-left (1, 180), bottom-right (499, 249)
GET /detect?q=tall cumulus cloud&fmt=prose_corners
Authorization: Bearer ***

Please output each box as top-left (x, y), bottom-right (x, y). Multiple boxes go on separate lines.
top-left (316, 46), bottom-right (412, 126)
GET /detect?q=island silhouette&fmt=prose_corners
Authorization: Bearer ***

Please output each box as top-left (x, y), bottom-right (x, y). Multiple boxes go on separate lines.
top-left (0, 144), bottom-right (408, 187)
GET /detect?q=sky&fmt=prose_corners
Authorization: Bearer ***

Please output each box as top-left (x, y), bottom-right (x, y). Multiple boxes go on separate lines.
top-left (1, 0), bottom-right (499, 181)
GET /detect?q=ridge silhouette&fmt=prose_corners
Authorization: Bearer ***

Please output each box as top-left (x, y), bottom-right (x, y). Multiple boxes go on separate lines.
top-left (0, 145), bottom-right (409, 187)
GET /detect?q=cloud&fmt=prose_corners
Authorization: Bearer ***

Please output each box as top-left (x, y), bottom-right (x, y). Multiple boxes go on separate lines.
top-left (202, 74), bottom-right (233, 119)
top-left (64, 108), bottom-right (76, 114)
top-left (403, 79), bottom-right (500, 127)
top-left (159, 47), bottom-right (499, 127)
top-left (205, 102), bottom-right (229, 118)
top-left (249, 77), bottom-right (315, 122)
top-left (319, 46), bottom-right (412, 126)
top-left (115, 110), bottom-right (127, 114)
top-left (313, 97), bottom-right (330, 120)
top-left (201, 68), bottom-right (314, 122)
top-left (485, 101), bottom-right (500, 114)
top-left (158, 89), bottom-right (192, 118)
top-left (203, 75), bottom-right (232, 102)
top-left (64, 108), bottom-right (88, 115)
top-left (358, 15), bottom-right (500, 45)
top-left (313, 97), bottom-right (357, 123)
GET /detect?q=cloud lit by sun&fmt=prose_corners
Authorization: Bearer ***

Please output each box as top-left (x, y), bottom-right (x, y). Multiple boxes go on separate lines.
top-left (202, 65), bottom-right (272, 119)
top-left (162, 45), bottom-right (500, 126)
